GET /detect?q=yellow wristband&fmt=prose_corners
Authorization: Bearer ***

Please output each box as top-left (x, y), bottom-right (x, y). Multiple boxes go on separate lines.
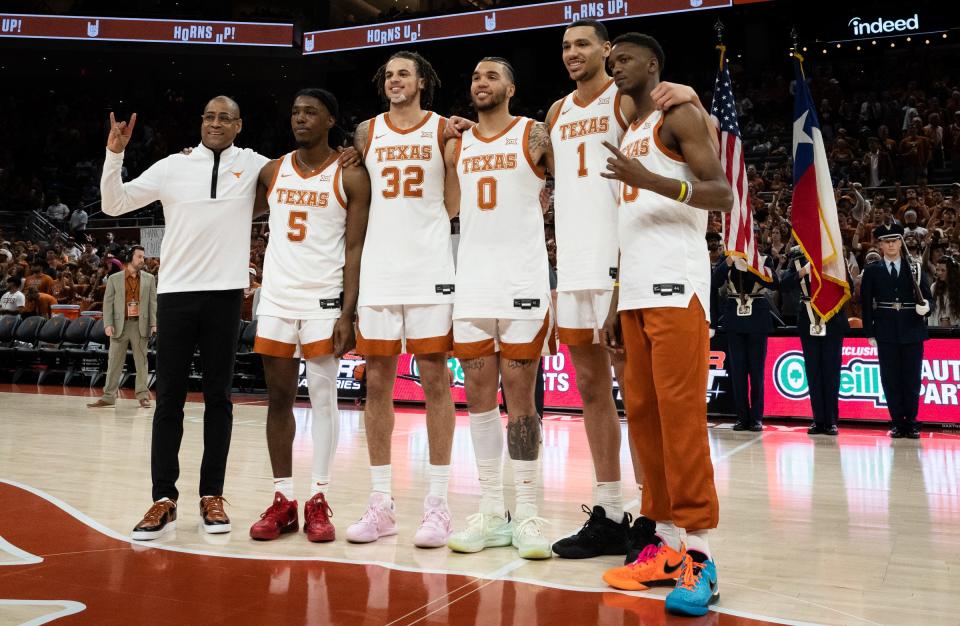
top-left (613, 281), bottom-right (620, 288)
top-left (676, 180), bottom-right (687, 202)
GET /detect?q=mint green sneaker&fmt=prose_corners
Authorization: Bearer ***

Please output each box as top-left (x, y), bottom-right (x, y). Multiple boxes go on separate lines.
top-left (512, 513), bottom-right (552, 560)
top-left (447, 511), bottom-right (513, 553)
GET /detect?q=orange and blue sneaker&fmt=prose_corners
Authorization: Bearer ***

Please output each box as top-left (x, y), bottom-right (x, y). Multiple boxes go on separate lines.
top-left (665, 555), bottom-right (719, 616)
top-left (602, 542), bottom-right (685, 591)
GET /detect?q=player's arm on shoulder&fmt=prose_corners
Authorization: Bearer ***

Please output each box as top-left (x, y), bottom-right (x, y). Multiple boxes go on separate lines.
top-left (652, 82), bottom-right (719, 153)
top-left (353, 119), bottom-right (371, 157)
top-left (528, 121), bottom-right (554, 176)
top-left (443, 138), bottom-right (461, 219)
top-left (253, 159), bottom-right (279, 219)
top-left (618, 93), bottom-right (637, 125)
top-left (664, 103), bottom-right (732, 211)
top-left (341, 165), bottom-right (371, 319)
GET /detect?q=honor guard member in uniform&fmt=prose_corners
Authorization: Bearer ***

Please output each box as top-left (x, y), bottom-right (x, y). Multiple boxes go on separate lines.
top-left (782, 246), bottom-right (850, 435)
top-left (860, 223), bottom-right (932, 438)
top-left (713, 253), bottom-right (778, 431)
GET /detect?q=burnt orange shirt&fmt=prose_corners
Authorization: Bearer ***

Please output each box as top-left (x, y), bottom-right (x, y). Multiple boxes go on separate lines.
top-left (24, 292), bottom-right (57, 317)
top-left (24, 273), bottom-right (55, 295)
top-left (125, 272), bottom-right (141, 318)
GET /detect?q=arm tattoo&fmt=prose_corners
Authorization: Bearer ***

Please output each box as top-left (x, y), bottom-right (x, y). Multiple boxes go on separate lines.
top-left (507, 414), bottom-right (542, 461)
top-left (462, 358), bottom-right (485, 371)
top-left (506, 358), bottom-right (535, 369)
top-left (353, 120), bottom-right (370, 154)
top-left (528, 122), bottom-right (552, 158)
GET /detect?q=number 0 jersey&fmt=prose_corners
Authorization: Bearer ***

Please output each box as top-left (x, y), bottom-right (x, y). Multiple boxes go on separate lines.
top-left (549, 79), bottom-right (627, 292)
top-left (257, 152), bottom-right (347, 320)
top-left (454, 117), bottom-right (549, 320)
top-left (359, 111), bottom-right (456, 306)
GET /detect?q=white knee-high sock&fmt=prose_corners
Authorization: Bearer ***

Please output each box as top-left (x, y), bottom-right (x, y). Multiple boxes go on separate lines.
top-left (512, 458), bottom-right (539, 519)
top-left (306, 356), bottom-right (339, 495)
top-left (469, 408), bottom-right (504, 514)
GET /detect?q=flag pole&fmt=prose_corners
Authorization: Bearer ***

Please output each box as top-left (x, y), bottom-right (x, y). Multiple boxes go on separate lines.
top-left (714, 19), bottom-right (726, 66)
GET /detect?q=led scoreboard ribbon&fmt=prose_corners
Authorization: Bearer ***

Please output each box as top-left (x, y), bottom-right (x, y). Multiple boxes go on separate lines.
top-left (302, 0), bottom-right (732, 55)
top-left (0, 13), bottom-right (293, 46)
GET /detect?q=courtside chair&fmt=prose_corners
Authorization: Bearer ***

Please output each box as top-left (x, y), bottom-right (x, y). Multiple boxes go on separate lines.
top-left (13, 315), bottom-right (67, 384)
top-left (55, 315), bottom-right (96, 386)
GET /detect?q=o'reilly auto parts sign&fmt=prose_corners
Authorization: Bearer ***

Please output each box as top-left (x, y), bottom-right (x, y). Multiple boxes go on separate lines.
top-left (848, 13), bottom-right (919, 37)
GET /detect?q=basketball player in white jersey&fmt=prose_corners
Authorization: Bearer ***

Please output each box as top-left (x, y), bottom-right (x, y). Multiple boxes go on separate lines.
top-left (598, 34), bottom-right (731, 617)
top-left (443, 57), bottom-right (555, 560)
top-left (248, 89), bottom-right (371, 543)
top-left (346, 51), bottom-right (459, 548)
top-left (546, 19), bottom-right (715, 561)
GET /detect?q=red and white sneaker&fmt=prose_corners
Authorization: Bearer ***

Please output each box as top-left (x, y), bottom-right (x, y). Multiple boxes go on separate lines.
top-left (304, 492), bottom-right (335, 543)
top-left (249, 492), bottom-right (299, 541)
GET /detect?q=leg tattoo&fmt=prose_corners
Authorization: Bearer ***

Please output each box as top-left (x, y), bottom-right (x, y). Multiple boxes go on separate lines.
top-left (507, 414), bottom-right (542, 460)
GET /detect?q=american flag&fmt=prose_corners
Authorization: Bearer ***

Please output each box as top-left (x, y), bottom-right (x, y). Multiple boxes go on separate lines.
top-left (711, 46), bottom-right (771, 281)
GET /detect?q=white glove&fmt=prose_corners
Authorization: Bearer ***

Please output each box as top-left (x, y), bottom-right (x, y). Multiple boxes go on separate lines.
top-left (868, 337), bottom-right (877, 347)
top-left (733, 257), bottom-right (749, 272)
top-left (709, 328), bottom-right (716, 339)
top-left (916, 302), bottom-right (930, 316)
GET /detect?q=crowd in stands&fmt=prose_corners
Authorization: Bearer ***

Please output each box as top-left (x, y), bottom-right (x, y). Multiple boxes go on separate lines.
top-left (2, 40), bottom-right (959, 328)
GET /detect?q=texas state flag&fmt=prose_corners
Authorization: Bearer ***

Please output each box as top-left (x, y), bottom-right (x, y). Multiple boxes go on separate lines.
top-left (791, 54), bottom-right (850, 320)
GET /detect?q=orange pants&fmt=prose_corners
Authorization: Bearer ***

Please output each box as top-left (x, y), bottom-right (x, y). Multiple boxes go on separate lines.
top-left (619, 297), bottom-right (719, 531)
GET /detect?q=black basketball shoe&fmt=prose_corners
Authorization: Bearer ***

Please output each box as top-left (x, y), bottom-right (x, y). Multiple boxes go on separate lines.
top-left (552, 504), bottom-right (630, 559)
top-left (625, 514), bottom-right (659, 564)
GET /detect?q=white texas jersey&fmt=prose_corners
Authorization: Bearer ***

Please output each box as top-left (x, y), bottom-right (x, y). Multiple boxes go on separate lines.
top-left (454, 117), bottom-right (550, 320)
top-left (257, 152), bottom-right (347, 319)
top-left (549, 79), bottom-right (627, 292)
top-left (617, 110), bottom-right (710, 322)
top-left (359, 111), bottom-right (455, 306)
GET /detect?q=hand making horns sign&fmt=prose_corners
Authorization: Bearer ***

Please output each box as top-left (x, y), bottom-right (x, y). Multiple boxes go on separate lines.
top-left (106, 111), bottom-right (138, 154)
top-left (600, 139), bottom-right (654, 190)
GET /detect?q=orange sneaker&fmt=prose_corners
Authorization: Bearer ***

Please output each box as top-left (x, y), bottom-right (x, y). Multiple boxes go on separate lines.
top-left (602, 542), bottom-right (685, 591)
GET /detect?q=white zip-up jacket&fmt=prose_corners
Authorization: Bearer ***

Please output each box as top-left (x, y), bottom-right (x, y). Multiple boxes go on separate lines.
top-left (101, 144), bottom-right (269, 294)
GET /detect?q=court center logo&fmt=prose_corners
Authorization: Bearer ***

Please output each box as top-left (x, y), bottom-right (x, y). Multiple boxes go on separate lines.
top-left (773, 351), bottom-right (887, 407)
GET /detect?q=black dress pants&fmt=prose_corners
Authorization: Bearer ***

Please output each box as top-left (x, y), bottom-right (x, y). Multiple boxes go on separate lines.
top-left (877, 341), bottom-right (924, 430)
top-left (726, 332), bottom-right (768, 423)
top-left (151, 289), bottom-right (242, 502)
top-left (800, 332), bottom-right (844, 427)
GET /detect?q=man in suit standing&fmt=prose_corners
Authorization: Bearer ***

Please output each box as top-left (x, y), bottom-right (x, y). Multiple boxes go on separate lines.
top-left (88, 245), bottom-right (157, 409)
top-left (781, 247), bottom-right (850, 436)
top-left (860, 224), bottom-right (932, 438)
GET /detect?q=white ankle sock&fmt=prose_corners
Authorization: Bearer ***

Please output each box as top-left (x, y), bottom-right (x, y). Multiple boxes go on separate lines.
top-left (685, 530), bottom-right (712, 560)
top-left (311, 476), bottom-right (329, 496)
top-left (596, 481), bottom-right (623, 521)
top-left (428, 464), bottom-right (450, 501)
top-left (273, 477), bottom-right (294, 500)
top-left (656, 521), bottom-right (682, 551)
top-left (371, 464), bottom-right (391, 496)
top-left (470, 408), bottom-right (505, 514)
top-left (512, 458), bottom-right (539, 517)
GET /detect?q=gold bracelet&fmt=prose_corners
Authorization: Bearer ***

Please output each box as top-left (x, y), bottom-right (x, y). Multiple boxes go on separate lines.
top-left (613, 281), bottom-right (620, 288)
top-left (676, 180), bottom-right (687, 202)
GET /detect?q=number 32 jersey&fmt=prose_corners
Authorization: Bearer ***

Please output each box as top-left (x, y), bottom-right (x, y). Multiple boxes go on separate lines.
top-left (359, 111), bottom-right (456, 306)
top-left (257, 152), bottom-right (347, 319)
top-left (454, 117), bottom-right (549, 320)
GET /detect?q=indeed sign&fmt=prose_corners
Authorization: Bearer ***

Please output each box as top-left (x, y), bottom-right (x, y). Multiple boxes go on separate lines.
top-left (848, 13), bottom-right (919, 37)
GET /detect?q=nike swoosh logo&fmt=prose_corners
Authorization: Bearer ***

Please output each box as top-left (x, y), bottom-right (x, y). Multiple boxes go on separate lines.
top-left (663, 559), bottom-right (683, 574)
top-left (375, 134), bottom-right (387, 139)
top-left (280, 173), bottom-right (292, 177)
top-left (561, 108), bottom-right (572, 115)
